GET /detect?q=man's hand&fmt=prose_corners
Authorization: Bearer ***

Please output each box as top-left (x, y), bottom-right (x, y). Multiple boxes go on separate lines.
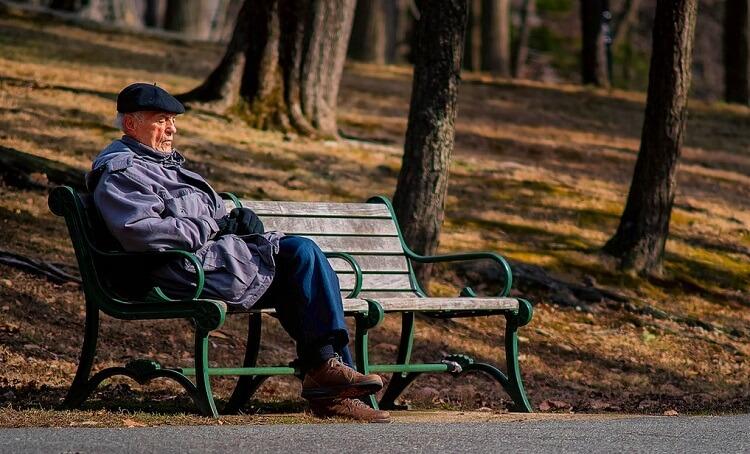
top-left (231, 207), bottom-right (265, 235)
top-left (215, 215), bottom-right (238, 237)
top-left (215, 208), bottom-right (264, 238)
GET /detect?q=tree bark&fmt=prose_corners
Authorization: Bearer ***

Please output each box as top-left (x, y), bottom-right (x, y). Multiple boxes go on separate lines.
top-left (580, 0), bottom-right (610, 87)
top-left (724, 0), bottom-right (749, 104)
top-left (348, 0), bottom-right (387, 64)
top-left (179, 0), bottom-right (355, 137)
top-left (602, 0), bottom-right (698, 275)
top-left (481, 0), bottom-right (511, 76)
top-left (513, 0), bottom-right (534, 78)
top-left (393, 0), bottom-right (467, 286)
top-left (463, 0), bottom-right (481, 71)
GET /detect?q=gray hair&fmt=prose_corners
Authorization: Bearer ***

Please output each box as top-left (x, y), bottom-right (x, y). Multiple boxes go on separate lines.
top-left (113, 111), bottom-right (144, 132)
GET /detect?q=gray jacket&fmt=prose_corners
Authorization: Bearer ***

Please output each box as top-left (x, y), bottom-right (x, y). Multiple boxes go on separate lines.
top-left (89, 136), bottom-right (282, 309)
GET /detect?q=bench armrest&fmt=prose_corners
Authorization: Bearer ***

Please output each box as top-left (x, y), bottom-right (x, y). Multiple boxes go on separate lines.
top-left (95, 248), bottom-right (206, 300)
top-left (219, 192), bottom-right (242, 209)
top-left (324, 252), bottom-right (363, 298)
top-left (406, 251), bottom-right (513, 297)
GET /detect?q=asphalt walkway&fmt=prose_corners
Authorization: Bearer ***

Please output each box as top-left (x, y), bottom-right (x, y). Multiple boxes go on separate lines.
top-left (1, 414), bottom-right (748, 453)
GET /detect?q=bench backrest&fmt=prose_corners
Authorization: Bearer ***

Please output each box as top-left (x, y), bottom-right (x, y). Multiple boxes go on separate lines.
top-left (235, 198), bottom-right (422, 299)
top-left (49, 186), bottom-right (158, 308)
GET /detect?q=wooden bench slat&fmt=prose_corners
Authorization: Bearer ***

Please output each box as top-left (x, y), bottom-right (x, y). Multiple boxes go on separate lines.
top-left (337, 273), bottom-right (414, 291)
top-left (346, 291), bottom-right (420, 299)
top-left (328, 255), bottom-right (409, 273)
top-left (240, 200), bottom-right (392, 218)
top-left (373, 297), bottom-right (519, 312)
top-left (302, 235), bottom-right (404, 254)
top-left (262, 217), bottom-right (398, 236)
top-left (245, 297), bottom-right (519, 314)
top-left (243, 299), bottom-right (370, 314)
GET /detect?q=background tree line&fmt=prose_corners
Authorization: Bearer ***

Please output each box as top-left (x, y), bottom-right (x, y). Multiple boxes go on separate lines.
top-left (14, 0), bottom-right (748, 105)
top-left (4, 0), bottom-right (743, 278)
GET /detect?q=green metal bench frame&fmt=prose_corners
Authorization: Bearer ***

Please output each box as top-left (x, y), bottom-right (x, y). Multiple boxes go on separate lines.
top-left (49, 186), bottom-right (533, 417)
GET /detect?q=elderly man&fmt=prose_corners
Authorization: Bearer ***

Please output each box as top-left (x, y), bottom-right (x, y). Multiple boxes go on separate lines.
top-left (87, 82), bottom-right (390, 423)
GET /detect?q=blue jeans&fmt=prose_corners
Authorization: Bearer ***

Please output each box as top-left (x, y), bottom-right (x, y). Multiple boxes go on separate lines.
top-left (254, 236), bottom-right (353, 368)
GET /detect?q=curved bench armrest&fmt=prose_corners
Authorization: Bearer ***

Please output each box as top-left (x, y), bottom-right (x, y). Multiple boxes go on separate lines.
top-left (219, 192), bottom-right (242, 209)
top-left (324, 252), bottom-right (363, 298)
top-left (96, 248), bottom-right (205, 300)
top-left (406, 250), bottom-right (513, 297)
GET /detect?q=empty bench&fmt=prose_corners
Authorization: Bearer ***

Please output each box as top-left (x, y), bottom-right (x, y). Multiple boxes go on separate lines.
top-left (49, 186), bottom-right (534, 417)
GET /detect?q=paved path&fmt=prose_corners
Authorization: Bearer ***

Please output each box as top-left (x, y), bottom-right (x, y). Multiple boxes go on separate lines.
top-left (1, 414), bottom-right (748, 453)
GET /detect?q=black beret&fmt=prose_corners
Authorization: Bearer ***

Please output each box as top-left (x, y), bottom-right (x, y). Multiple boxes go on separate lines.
top-left (116, 83), bottom-right (185, 114)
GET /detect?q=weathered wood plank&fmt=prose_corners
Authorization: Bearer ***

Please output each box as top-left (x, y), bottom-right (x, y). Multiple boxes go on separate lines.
top-left (261, 217), bottom-right (398, 235)
top-left (343, 291), bottom-right (420, 299)
top-left (246, 299), bottom-right (369, 314)
top-left (337, 273), bottom-right (414, 291)
top-left (302, 235), bottom-right (403, 253)
top-left (240, 200), bottom-right (392, 217)
top-left (373, 297), bottom-right (519, 312)
top-left (328, 255), bottom-right (409, 272)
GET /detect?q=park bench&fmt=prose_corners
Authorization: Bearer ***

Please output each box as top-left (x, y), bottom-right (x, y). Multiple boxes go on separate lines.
top-left (49, 186), bottom-right (534, 417)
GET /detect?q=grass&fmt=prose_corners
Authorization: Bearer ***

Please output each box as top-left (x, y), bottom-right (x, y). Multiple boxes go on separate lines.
top-left (0, 10), bottom-right (749, 426)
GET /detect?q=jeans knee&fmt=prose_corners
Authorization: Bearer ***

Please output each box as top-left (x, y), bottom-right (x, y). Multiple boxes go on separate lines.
top-left (284, 236), bottom-right (323, 266)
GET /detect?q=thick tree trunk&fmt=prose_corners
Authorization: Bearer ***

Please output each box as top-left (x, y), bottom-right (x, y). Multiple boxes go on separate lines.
top-left (513, 0), bottom-right (535, 78)
top-left (481, 0), bottom-right (511, 76)
top-left (580, 0), bottom-right (610, 87)
top-left (164, 0), bottom-right (212, 39)
top-left (602, 0), bottom-right (698, 275)
top-left (348, 0), bottom-right (387, 64)
top-left (463, 0), bottom-right (481, 71)
top-left (179, 0), bottom-right (355, 137)
top-left (724, 0), bottom-right (749, 104)
top-left (393, 0), bottom-right (467, 286)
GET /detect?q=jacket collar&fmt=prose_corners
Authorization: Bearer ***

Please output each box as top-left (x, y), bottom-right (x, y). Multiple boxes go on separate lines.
top-left (120, 135), bottom-right (185, 168)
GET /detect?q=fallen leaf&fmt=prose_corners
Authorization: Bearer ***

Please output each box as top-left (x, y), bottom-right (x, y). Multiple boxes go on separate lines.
top-left (123, 418), bottom-right (147, 428)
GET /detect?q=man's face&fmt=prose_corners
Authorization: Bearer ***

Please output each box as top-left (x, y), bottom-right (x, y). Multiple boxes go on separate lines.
top-left (125, 111), bottom-right (178, 153)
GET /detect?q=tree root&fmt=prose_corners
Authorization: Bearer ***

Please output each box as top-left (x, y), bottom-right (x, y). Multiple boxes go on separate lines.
top-left (0, 250), bottom-right (81, 286)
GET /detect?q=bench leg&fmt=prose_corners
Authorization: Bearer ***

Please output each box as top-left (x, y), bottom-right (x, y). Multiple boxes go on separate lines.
top-left (62, 300), bottom-right (99, 409)
top-left (354, 300), bottom-right (384, 409)
top-left (193, 329), bottom-right (219, 418)
top-left (379, 312), bottom-right (417, 410)
top-left (503, 299), bottom-right (533, 412)
top-left (223, 313), bottom-right (264, 414)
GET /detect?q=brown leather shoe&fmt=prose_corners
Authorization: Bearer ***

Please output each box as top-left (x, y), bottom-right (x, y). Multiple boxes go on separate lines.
top-left (301, 356), bottom-right (383, 400)
top-left (309, 398), bottom-right (391, 423)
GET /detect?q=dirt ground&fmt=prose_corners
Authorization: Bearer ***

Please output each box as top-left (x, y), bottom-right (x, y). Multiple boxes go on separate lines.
top-left (0, 11), bottom-right (748, 427)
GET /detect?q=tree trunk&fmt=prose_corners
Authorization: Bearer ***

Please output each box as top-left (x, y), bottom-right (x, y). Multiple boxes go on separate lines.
top-left (348, 0), bottom-right (387, 64)
top-left (393, 0), bottom-right (467, 286)
top-left (602, 0), bottom-right (698, 275)
top-left (178, 0), bottom-right (355, 138)
top-left (481, 0), bottom-right (511, 76)
top-left (164, 0), bottom-right (212, 39)
top-left (724, 0), bottom-right (749, 104)
top-left (611, 0), bottom-right (642, 48)
top-left (49, 0), bottom-right (82, 11)
top-left (513, 0), bottom-right (534, 78)
top-left (143, 0), bottom-right (163, 28)
top-left (463, 0), bottom-right (481, 71)
top-left (580, 0), bottom-right (610, 87)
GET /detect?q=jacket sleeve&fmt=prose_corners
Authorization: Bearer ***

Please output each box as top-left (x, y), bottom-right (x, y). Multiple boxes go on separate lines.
top-left (94, 170), bottom-right (219, 252)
